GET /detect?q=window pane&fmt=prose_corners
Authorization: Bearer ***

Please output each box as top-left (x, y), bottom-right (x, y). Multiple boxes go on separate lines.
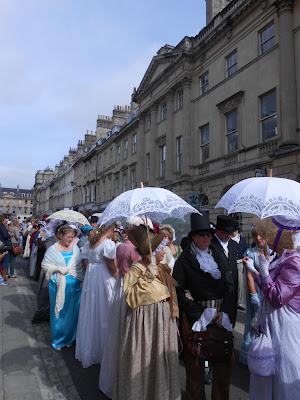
top-left (201, 125), bottom-right (209, 145)
top-left (261, 24), bottom-right (275, 44)
top-left (260, 24), bottom-right (275, 54)
top-left (227, 132), bottom-right (238, 153)
top-left (200, 72), bottom-right (209, 94)
top-left (227, 111), bottom-right (237, 133)
top-left (261, 91), bottom-right (276, 118)
top-left (226, 50), bottom-right (237, 76)
top-left (262, 115), bottom-right (277, 141)
top-left (202, 144), bottom-right (209, 161)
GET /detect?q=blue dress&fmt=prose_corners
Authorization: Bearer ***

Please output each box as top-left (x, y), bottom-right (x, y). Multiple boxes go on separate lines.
top-left (49, 250), bottom-right (82, 349)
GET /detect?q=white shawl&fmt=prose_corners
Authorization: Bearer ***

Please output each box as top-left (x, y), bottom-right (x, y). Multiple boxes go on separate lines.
top-left (42, 243), bottom-right (83, 317)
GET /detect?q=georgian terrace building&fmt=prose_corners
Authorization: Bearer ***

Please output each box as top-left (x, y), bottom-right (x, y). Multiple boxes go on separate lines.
top-left (34, 0), bottom-right (300, 227)
top-left (0, 186), bottom-right (33, 220)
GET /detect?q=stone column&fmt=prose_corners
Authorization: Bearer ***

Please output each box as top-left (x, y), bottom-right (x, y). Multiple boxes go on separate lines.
top-left (277, 0), bottom-right (298, 147)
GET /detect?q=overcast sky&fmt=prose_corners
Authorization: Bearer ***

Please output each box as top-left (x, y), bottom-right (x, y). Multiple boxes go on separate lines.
top-left (0, 0), bottom-right (206, 189)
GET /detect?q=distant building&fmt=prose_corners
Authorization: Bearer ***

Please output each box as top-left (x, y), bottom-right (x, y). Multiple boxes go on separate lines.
top-left (0, 185), bottom-right (33, 220)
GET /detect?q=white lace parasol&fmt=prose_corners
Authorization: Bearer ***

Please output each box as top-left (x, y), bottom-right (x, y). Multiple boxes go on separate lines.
top-left (98, 187), bottom-right (200, 226)
top-left (215, 177), bottom-right (300, 219)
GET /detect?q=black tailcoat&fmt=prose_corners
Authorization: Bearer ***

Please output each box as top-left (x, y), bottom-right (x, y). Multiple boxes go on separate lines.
top-left (173, 238), bottom-right (238, 326)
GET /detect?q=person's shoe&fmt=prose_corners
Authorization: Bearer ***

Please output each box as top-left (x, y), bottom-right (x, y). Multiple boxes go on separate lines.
top-left (53, 347), bottom-right (61, 351)
top-left (9, 275), bottom-right (17, 278)
top-left (237, 304), bottom-right (246, 311)
top-left (0, 282), bottom-right (8, 286)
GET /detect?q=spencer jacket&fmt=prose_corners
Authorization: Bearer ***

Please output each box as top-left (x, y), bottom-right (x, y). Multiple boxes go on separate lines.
top-left (173, 239), bottom-right (238, 326)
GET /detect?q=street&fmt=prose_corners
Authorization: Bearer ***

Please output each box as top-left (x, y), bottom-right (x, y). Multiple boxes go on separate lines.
top-left (0, 257), bottom-right (249, 400)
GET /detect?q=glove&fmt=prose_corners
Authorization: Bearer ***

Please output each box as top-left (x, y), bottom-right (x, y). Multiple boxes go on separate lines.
top-left (258, 255), bottom-right (270, 278)
top-left (243, 257), bottom-right (258, 274)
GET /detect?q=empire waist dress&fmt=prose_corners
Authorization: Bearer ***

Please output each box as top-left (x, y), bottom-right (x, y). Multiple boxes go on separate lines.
top-left (49, 250), bottom-right (82, 350)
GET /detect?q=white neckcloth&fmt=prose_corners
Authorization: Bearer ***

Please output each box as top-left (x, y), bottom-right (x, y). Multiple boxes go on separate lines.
top-left (194, 247), bottom-right (221, 280)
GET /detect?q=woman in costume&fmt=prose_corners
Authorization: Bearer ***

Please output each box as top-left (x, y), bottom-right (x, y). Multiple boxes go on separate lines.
top-left (42, 224), bottom-right (83, 351)
top-left (239, 223), bottom-right (276, 365)
top-left (76, 225), bottom-right (117, 368)
top-left (99, 218), bottom-right (142, 398)
top-left (114, 224), bottom-right (180, 400)
top-left (244, 217), bottom-right (300, 400)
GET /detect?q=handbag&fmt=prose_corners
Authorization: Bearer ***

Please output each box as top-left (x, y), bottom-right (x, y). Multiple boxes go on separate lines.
top-left (187, 324), bottom-right (234, 362)
top-left (247, 324), bottom-right (275, 376)
top-left (11, 243), bottom-right (23, 256)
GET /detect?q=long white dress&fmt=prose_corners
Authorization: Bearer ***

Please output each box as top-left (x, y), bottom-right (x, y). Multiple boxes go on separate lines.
top-left (99, 276), bottom-right (128, 397)
top-left (75, 239), bottom-right (116, 368)
top-left (249, 303), bottom-right (300, 400)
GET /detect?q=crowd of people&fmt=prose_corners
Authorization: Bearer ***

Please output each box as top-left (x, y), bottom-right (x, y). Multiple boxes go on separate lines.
top-left (0, 210), bottom-right (299, 400)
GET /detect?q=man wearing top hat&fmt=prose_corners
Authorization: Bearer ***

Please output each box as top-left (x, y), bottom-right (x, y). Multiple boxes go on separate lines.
top-left (210, 215), bottom-right (239, 325)
top-left (173, 212), bottom-right (237, 400)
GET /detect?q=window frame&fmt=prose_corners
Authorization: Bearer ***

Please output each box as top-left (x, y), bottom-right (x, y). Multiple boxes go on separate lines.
top-left (159, 144), bottom-right (166, 178)
top-left (145, 153), bottom-right (150, 182)
top-left (200, 124), bottom-right (210, 162)
top-left (259, 22), bottom-right (275, 55)
top-left (226, 49), bottom-right (238, 77)
top-left (200, 71), bottom-right (209, 95)
top-left (160, 102), bottom-right (167, 121)
top-left (122, 172), bottom-right (127, 192)
top-left (116, 145), bottom-right (121, 163)
top-left (130, 168), bottom-right (137, 189)
top-left (176, 136), bottom-right (183, 172)
top-left (123, 139), bottom-right (128, 160)
top-left (226, 109), bottom-right (239, 154)
top-left (132, 133), bottom-right (137, 154)
top-left (175, 89), bottom-right (183, 111)
top-left (145, 113), bottom-right (151, 131)
top-left (260, 89), bottom-right (277, 142)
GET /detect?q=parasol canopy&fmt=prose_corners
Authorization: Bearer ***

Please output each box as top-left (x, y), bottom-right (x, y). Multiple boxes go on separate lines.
top-left (98, 186), bottom-right (200, 226)
top-left (215, 177), bottom-right (300, 219)
top-left (47, 210), bottom-right (90, 226)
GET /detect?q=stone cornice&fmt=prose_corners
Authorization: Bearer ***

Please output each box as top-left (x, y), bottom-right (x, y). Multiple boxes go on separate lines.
top-left (216, 91), bottom-right (244, 113)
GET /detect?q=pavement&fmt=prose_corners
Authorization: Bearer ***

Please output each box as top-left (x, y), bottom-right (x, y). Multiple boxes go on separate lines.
top-left (0, 257), bottom-right (249, 400)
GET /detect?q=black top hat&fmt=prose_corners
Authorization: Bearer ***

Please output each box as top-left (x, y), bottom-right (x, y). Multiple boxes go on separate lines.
top-left (189, 211), bottom-right (213, 235)
top-left (215, 215), bottom-right (236, 233)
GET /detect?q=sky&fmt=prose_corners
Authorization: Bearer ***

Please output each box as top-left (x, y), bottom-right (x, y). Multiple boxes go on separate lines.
top-left (0, 0), bottom-right (206, 189)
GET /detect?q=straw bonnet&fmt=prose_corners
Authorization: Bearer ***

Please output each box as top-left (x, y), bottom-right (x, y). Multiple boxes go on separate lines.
top-left (252, 218), bottom-right (294, 255)
top-left (127, 224), bottom-right (164, 256)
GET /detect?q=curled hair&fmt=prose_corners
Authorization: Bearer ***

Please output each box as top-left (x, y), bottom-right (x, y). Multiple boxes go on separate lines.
top-left (88, 225), bottom-right (112, 247)
top-left (57, 224), bottom-right (78, 238)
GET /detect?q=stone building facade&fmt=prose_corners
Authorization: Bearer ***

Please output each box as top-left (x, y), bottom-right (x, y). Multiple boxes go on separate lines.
top-left (33, 0), bottom-right (300, 228)
top-left (0, 186), bottom-right (34, 220)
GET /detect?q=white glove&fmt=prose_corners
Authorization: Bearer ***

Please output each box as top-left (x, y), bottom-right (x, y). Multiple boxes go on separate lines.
top-left (243, 257), bottom-right (258, 274)
top-left (258, 255), bottom-right (270, 278)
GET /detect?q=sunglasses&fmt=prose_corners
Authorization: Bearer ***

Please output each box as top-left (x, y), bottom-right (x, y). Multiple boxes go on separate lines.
top-left (196, 232), bottom-right (212, 237)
